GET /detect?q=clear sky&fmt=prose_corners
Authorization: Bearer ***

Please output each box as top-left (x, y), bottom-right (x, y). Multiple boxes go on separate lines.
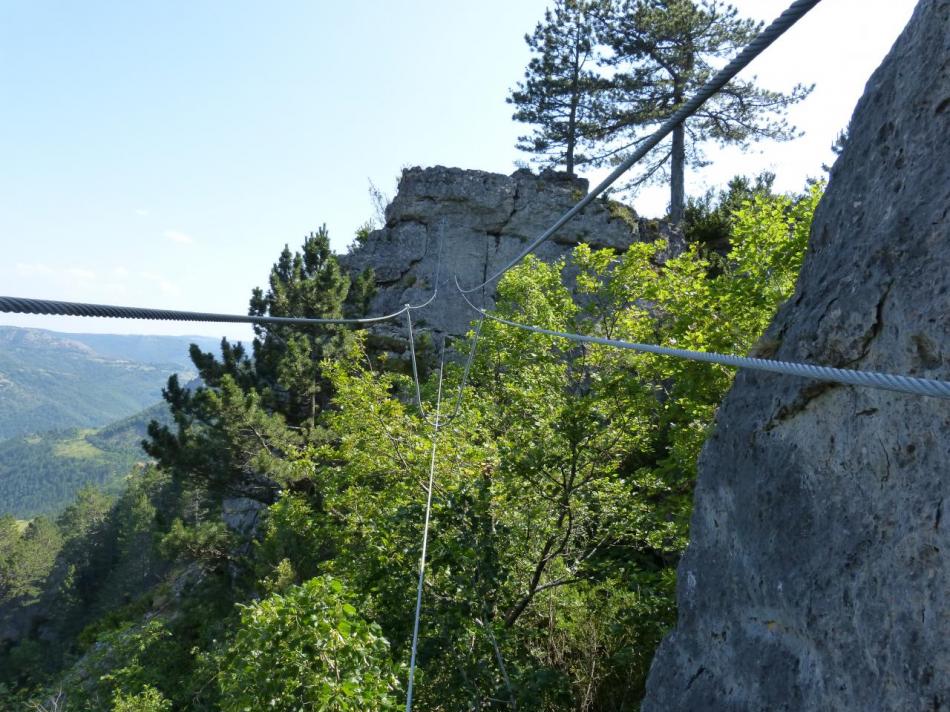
top-left (0, 0), bottom-right (918, 341)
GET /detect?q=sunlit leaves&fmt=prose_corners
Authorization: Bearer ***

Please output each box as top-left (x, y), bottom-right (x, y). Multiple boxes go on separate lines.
top-left (216, 576), bottom-right (400, 711)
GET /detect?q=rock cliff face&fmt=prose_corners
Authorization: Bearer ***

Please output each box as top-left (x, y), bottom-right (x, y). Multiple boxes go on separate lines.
top-left (642, 1), bottom-right (950, 710)
top-left (341, 166), bottom-right (681, 346)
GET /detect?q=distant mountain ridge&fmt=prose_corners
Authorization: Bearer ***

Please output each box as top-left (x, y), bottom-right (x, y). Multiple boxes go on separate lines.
top-left (0, 326), bottom-right (218, 440)
top-left (53, 330), bottom-right (223, 369)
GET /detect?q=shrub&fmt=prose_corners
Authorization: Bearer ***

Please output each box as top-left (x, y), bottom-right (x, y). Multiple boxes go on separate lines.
top-left (217, 576), bottom-right (401, 711)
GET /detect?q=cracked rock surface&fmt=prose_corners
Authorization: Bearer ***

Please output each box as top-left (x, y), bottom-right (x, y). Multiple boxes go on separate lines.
top-left (642, 1), bottom-right (950, 710)
top-left (340, 166), bottom-right (681, 347)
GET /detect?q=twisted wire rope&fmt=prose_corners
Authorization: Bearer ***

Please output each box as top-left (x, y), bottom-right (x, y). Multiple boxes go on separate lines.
top-left (455, 285), bottom-right (950, 401)
top-left (0, 227), bottom-right (444, 328)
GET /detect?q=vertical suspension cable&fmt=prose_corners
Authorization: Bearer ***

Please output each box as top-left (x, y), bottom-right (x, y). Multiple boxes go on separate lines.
top-left (406, 308), bottom-right (427, 421)
top-left (405, 339), bottom-right (447, 711)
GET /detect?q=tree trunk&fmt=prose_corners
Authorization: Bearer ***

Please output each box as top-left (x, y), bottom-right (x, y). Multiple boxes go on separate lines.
top-left (567, 106), bottom-right (577, 176)
top-left (670, 123), bottom-right (685, 224)
top-left (566, 43), bottom-right (580, 177)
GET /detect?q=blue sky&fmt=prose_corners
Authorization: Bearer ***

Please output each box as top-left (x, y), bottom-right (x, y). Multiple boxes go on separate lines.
top-left (0, 0), bottom-right (917, 340)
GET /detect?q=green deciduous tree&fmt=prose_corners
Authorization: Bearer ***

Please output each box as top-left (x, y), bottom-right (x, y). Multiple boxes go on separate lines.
top-left (683, 170), bottom-right (776, 247)
top-left (4, 181), bottom-right (822, 710)
top-left (317, 182), bottom-right (820, 707)
top-left (111, 685), bottom-right (173, 712)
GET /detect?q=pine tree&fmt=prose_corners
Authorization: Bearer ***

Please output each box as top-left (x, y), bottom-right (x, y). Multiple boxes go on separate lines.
top-left (508, 0), bottom-right (611, 175)
top-left (146, 226), bottom-right (370, 493)
top-left (248, 227), bottom-right (352, 426)
top-left (597, 0), bottom-right (812, 222)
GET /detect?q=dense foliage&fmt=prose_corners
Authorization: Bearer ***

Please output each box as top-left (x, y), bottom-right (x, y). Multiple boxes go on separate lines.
top-left (0, 185), bottom-right (819, 710)
top-left (216, 577), bottom-right (400, 711)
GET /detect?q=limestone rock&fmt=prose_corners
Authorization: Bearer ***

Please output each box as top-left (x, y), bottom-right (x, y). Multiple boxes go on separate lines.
top-left (221, 496), bottom-right (266, 540)
top-left (642, 1), bottom-right (950, 709)
top-left (341, 166), bottom-right (681, 346)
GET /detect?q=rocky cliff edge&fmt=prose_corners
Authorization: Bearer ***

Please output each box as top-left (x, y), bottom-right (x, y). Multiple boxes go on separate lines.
top-left (341, 166), bottom-right (682, 348)
top-left (642, 1), bottom-right (950, 709)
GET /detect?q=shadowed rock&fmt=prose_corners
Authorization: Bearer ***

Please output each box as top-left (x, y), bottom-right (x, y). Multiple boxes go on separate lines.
top-left (642, 1), bottom-right (950, 709)
top-left (341, 166), bottom-right (682, 354)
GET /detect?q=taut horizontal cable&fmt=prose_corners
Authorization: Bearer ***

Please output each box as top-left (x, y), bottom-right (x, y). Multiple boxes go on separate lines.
top-left (456, 285), bottom-right (950, 401)
top-left (0, 292), bottom-right (438, 326)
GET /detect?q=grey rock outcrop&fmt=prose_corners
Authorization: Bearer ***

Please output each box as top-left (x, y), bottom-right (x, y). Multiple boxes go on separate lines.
top-left (221, 496), bottom-right (266, 540)
top-left (642, 1), bottom-right (950, 710)
top-left (341, 166), bottom-right (681, 349)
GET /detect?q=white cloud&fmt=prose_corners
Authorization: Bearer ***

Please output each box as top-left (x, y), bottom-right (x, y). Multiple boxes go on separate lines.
top-left (95, 282), bottom-right (128, 296)
top-left (139, 271), bottom-right (182, 297)
top-left (164, 229), bottom-right (194, 245)
top-left (15, 262), bottom-right (96, 282)
top-left (135, 209), bottom-right (150, 217)
top-left (66, 267), bottom-right (96, 281)
top-left (158, 280), bottom-right (181, 297)
top-left (15, 262), bottom-right (54, 277)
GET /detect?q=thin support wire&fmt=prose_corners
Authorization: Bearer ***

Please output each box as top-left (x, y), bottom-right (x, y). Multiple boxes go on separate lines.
top-left (405, 340), bottom-right (447, 712)
top-left (447, 318), bottom-right (484, 422)
top-left (406, 218), bottom-right (446, 312)
top-left (405, 309), bottom-right (430, 424)
top-left (407, 310), bottom-right (484, 426)
top-left (481, 610), bottom-right (516, 709)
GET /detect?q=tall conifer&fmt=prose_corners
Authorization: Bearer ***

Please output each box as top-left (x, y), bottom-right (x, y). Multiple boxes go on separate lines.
top-left (508, 0), bottom-right (610, 176)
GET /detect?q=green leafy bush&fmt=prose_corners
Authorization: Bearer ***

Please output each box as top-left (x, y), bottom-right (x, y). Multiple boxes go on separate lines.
top-left (111, 685), bottom-right (172, 711)
top-left (217, 576), bottom-right (401, 711)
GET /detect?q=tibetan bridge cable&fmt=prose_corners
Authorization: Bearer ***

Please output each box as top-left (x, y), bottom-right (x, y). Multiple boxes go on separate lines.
top-left (0, 295), bottom-right (425, 326)
top-left (457, 0), bottom-right (824, 295)
top-left (0, 222), bottom-right (448, 327)
top-left (455, 283), bottom-right (950, 401)
top-left (401, 314), bottom-right (484, 711)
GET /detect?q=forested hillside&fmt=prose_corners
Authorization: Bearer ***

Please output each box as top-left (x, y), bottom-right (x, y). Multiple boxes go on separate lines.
top-left (0, 327), bottom-right (207, 440)
top-left (0, 402), bottom-right (171, 518)
top-left (0, 180), bottom-right (821, 710)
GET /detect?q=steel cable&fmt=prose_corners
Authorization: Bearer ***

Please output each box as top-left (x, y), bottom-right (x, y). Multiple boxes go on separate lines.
top-left (405, 339), bottom-right (447, 712)
top-left (458, 0), bottom-right (823, 294)
top-left (456, 285), bottom-right (950, 401)
top-left (0, 221), bottom-right (446, 325)
top-left (0, 295), bottom-right (417, 326)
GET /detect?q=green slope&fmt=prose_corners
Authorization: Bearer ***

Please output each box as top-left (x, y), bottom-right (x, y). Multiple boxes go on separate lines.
top-left (0, 402), bottom-right (172, 518)
top-left (0, 327), bottom-right (209, 440)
